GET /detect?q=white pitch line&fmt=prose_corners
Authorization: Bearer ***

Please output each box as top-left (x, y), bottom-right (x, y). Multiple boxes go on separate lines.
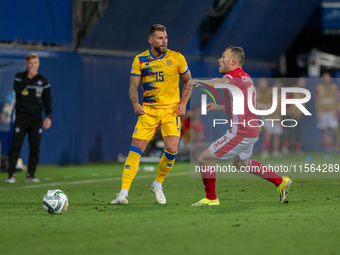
top-left (0, 171), bottom-right (189, 190)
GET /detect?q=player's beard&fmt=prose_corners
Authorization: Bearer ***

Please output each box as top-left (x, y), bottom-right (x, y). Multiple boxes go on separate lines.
top-left (154, 45), bottom-right (167, 54)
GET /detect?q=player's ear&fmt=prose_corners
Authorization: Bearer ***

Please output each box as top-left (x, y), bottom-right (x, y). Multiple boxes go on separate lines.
top-left (148, 37), bottom-right (153, 45)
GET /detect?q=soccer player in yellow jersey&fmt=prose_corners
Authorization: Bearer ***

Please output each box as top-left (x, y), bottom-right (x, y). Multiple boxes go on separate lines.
top-left (111, 24), bottom-right (192, 205)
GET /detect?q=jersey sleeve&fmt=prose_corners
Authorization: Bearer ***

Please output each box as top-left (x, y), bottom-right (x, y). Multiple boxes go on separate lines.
top-left (223, 71), bottom-right (235, 85)
top-left (178, 53), bottom-right (189, 75)
top-left (131, 56), bottom-right (141, 76)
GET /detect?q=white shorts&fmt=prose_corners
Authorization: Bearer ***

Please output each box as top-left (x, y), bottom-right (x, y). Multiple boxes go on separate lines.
top-left (317, 112), bottom-right (339, 129)
top-left (208, 131), bottom-right (259, 160)
top-left (264, 121), bottom-right (283, 135)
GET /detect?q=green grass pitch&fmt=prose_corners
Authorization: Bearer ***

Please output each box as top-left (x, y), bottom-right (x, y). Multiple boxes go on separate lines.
top-left (0, 152), bottom-right (339, 255)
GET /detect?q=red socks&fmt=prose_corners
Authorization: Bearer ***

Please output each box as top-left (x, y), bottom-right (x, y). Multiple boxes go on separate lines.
top-left (199, 160), bottom-right (283, 200)
top-left (248, 160), bottom-right (283, 186)
top-left (200, 166), bottom-right (217, 200)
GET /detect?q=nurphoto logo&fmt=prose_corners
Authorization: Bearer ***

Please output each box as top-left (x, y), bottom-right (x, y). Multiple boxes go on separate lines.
top-left (200, 83), bottom-right (312, 128)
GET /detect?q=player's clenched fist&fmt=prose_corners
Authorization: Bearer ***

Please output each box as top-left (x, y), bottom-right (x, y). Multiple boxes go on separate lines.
top-left (134, 104), bottom-right (145, 116)
top-left (176, 103), bottom-right (186, 116)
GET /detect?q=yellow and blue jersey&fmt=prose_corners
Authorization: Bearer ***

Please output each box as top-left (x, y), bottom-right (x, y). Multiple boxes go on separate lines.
top-left (131, 49), bottom-right (188, 108)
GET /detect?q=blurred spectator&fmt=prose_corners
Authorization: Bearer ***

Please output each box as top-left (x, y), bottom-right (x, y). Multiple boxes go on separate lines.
top-left (255, 77), bottom-right (272, 159)
top-left (0, 90), bottom-right (27, 171)
top-left (191, 105), bottom-right (205, 143)
top-left (176, 110), bottom-right (191, 162)
top-left (191, 105), bottom-right (205, 160)
top-left (265, 79), bottom-right (283, 157)
top-left (0, 90), bottom-right (15, 131)
top-left (181, 110), bottom-right (191, 145)
top-left (315, 73), bottom-right (339, 152)
top-left (281, 77), bottom-right (307, 155)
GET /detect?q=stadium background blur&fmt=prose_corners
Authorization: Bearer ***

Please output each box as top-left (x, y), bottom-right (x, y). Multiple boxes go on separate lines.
top-left (0, 0), bottom-right (340, 165)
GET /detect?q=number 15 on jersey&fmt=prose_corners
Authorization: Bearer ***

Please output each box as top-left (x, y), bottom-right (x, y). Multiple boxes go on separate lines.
top-left (156, 71), bottom-right (164, 82)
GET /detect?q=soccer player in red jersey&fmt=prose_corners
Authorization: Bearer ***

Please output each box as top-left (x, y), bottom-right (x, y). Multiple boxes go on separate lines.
top-left (189, 46), bottom-right (292, 205)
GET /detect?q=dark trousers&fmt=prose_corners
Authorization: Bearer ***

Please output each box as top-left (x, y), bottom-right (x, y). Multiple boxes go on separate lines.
top-left (8, 111), bottom-right (42, 177)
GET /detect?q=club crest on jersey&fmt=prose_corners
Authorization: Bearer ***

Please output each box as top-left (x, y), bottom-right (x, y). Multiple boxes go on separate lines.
top-left (21, 89), bottom-right (28, 96)
top-left (166, 60), bottom-right (172, 66)
top-left (37, 80), bottom-right (43, 85)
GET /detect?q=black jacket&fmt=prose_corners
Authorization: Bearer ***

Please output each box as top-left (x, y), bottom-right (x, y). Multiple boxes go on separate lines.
top-left (14, 71), bottom-right (52, 118)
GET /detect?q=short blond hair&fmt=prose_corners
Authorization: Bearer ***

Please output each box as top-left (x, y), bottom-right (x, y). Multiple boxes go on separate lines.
top-left (148, 24), bottom-right (166, 37)
top-left (26, 53), bottom-right (39, 61)
top-left (227, 45), bottom-right (245, 66)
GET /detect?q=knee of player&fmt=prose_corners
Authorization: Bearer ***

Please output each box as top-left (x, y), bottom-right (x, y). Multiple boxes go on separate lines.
top-left (165, 148), bottom-right (177, 154)
top-left (198, 153), bottom-right (208, 166)
top-left (232, 160), bottom-right (241, 169)
top-left (232, 158), bottom-right (247, 169)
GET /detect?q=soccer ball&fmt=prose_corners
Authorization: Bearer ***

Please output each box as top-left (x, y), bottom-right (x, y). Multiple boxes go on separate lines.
top-left (43, 189), bottom-right (69, 214)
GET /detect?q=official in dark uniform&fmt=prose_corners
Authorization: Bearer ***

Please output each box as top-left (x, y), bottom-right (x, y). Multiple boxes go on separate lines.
top-left (5, 53), bottom-right (52, 183)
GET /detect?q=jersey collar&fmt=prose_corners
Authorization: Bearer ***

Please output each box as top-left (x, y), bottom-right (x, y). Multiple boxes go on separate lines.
top-left (224, 67), bottom-right (243, 76)
top-left (149, 49), bottom-right (166, 60)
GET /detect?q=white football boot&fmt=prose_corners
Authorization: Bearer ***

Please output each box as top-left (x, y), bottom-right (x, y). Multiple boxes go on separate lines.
top-left (110, 193), bottom-right (129, 205)
top-left (151, 185), bottom-right (166, 204)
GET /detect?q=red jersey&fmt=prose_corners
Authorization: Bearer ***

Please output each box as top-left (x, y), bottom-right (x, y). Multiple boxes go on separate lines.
top-left (223, 68), bottom-right (259, 138)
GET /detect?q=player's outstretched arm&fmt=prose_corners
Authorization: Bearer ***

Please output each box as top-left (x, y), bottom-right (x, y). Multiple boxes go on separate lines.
top-left (207, 102), bottom-right (225, 112)
top-left (129, 75), bottom-right (145, 116)
top-left (177, 70), bottom-right (192, 116)
top-left (189, 77), bottom-right (230, 88)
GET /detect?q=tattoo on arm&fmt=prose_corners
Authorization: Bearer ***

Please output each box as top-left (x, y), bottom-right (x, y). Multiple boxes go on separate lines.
top-left (128, 76), bottom-right (141, 105)
top-left (180, 70), bottom-right (193, 105)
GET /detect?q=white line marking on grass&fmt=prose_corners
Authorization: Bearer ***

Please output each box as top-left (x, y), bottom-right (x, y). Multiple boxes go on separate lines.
top-left (0, 171), bottom-right (189, 190)
top-left (91, 173), bottom-right (99, 177)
